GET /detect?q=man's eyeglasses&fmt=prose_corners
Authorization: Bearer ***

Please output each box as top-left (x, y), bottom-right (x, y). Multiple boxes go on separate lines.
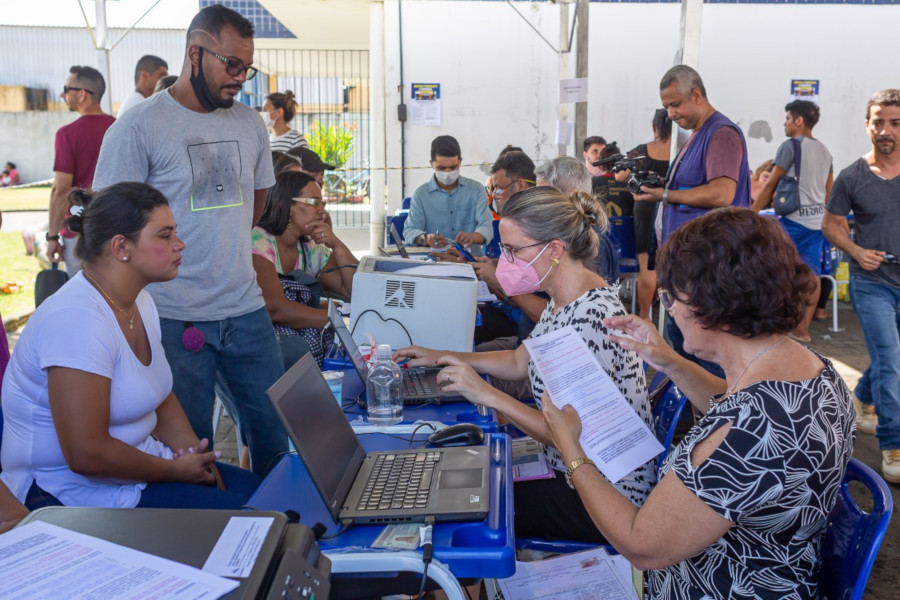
top-left (657, 289), bottom-right (677, 313)
top-left (198, 46), bottom-right (258, 80)
top-left (498, 241), bottom-right (546, 263)
top-left (62, 86), bottom-right (94, 96)
top-left (293, 197), bottom-right (326, 209)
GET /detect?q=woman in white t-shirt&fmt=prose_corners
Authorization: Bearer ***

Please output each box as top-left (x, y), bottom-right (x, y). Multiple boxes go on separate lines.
top-left (0, 183), bottom-right (261, 510)
top-left (263, 90), bottom-right (308, 153)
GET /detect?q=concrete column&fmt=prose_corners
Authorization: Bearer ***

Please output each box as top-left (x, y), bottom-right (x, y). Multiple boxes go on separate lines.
top-left (95, 0), bottom-right (113, 115)
top-left (556, 1), bottom-right (569, 158)
top-left (369, 0), bottom-right (387, 255)
top-left (671, 0), bottom-right (703, 160)
top-left (383, 0), bottom-right (405, 218)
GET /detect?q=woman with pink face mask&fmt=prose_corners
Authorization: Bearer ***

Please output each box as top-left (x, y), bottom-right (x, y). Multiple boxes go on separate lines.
top-left (395, 186), bottom-right (654, 543)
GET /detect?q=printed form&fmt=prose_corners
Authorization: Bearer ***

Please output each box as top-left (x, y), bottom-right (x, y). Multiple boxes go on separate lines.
top-left (523, 326), bottom-right (663, 483)
top-left (0, 521), bottom-right (238, 599)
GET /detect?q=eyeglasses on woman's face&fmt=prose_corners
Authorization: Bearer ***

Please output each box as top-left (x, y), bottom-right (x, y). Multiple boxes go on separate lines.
top-left (292, 197), bottom-right (326, 209)
top-left (657, 289), bottom-right (678, 313)
top-left (498, 241), bottom-right (546, 263)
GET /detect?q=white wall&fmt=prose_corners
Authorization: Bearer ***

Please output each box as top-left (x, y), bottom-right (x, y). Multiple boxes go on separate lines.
top-left (0, 112), bottom-right (79, 184)
top-left (378, 1), bottom-right (898, 211)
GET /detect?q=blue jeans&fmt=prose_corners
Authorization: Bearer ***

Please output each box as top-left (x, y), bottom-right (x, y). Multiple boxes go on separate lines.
top-left (850, 275), bottom-right (900, 450)
top-left (160, 307), bottom-right (288, 477)
top-left (663, 313), bottom-right (725, 379)
top-left (24, 463), bottom-right (261, 510)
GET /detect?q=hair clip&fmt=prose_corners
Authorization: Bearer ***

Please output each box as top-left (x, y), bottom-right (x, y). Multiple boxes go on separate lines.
top-left (70, 205), bottom-right (84, 217)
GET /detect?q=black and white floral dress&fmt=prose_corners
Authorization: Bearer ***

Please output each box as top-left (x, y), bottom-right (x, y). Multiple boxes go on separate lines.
top-left (648, 353), bottom-right (854, 599)
top-left (527, 286), bottom-right (656, 506)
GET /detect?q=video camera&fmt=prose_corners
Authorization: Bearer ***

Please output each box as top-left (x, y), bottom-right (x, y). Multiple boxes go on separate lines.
top-left (594, 153), bottom-right (663, 195)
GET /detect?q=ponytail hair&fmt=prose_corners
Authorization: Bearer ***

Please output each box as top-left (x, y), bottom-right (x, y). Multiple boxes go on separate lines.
top-left (65, 182), bottom-right (169, 263)
top-left (267, 90), bottom-right (298, 124)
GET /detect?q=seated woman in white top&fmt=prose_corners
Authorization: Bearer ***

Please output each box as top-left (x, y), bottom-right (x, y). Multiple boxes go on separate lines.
top-left (251, 171), bottom-right (358, 367)
top-left (0, 183), bottom-right (260, 510)
top-left (396, 187), bottom-right (655, 543)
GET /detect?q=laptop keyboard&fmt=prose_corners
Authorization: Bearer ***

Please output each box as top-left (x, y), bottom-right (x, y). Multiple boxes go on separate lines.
top-left (357, 452), bottom-right (441, 511)
top-left (403, 369), bottom-right (435, 396)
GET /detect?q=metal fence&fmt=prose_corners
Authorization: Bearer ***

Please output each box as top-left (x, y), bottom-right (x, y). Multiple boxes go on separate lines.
top-left (251, 48), bottom-right (371, 228)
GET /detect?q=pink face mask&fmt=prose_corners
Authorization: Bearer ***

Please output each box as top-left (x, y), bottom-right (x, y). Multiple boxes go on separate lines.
top-left (495, 242), bottom-right (553, 297)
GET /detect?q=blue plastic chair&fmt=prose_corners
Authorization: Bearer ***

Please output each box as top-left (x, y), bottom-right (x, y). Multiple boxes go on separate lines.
top-left (401, 197), bottom-right (411, 210)
top-left (649, 376), bottom-right (689, 474)
top-left (483, 220), bottom-right (501, 260)
top-left (820, 457), bottom-right (893, 600)
top-left (386, 213), bottom-right (408, 246)
top-left (607, 216), bottom-right (638, 273)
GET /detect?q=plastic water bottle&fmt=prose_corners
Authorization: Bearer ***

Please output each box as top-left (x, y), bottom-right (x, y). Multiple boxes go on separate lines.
top-left (366, 344), bottom-right (403, 425)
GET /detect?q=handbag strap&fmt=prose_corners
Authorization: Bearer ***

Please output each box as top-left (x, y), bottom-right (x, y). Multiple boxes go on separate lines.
top-left (790, 137), bottom-right (802, 180)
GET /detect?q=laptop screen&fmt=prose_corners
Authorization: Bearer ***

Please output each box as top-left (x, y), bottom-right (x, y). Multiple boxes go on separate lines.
top-left (328, 300), bottom-right (368, 379)
top-left (390, 222), bottom-right (409, 258)
top-left (266, 354), bottom-right (366, 522)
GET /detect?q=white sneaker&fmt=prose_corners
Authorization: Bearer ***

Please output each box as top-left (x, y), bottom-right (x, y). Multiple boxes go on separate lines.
top-left (852, 394), bottom-right (878, 435)
top-left (882, 450), bottom-right (900, 484)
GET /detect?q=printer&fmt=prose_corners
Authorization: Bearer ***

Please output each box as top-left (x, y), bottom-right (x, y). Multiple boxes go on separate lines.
top-left (349, 255), bottom-right (478, 352)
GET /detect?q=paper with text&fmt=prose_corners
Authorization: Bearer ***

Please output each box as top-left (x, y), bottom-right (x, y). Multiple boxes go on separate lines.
top-left (523, 326), bottom-right (663, 483)
top-left (497, 547), bottom-right (638, 600)
top-left (202, 516), bottom-right (274, 578)
top-left (0, 521), bottom-right (238, 600)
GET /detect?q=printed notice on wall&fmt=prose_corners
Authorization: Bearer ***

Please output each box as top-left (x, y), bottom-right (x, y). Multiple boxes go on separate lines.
top-left (790, 79), bottom-right (819, 102)
top-left (410, 83), bottom-right (441, 126)
top-left (559, 78), bottom-right (588, 104)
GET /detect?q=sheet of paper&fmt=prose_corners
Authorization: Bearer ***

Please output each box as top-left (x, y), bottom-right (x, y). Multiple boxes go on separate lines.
top-left (372, 524), bottom-right (422, 550)
top-left (497, 548), bottom-right (638, 600)
top-left (523, 326), bottom-right (663, 483)
top-left (393, 263), bottom-right (475, 279)
top-left (555, 120), bottom-right (573, 145)
top-left (202, 516), bottom-right (274, 578)
top-left (477, 281), bottom-right (497, 302)
top-left (0, 521), bottom-right (239, 600)
top-left (558, 77), bottom-right (589, 104)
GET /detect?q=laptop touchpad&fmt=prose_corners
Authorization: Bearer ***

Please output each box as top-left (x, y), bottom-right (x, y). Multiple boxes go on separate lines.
top-left (440, 468), bottom-right (483, 489)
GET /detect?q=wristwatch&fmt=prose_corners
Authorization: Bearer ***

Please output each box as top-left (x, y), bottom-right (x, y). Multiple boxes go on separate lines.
top-left (565, 457), bottom-right (596, 489)
top-left (45, 233), bottom-right (60, 242)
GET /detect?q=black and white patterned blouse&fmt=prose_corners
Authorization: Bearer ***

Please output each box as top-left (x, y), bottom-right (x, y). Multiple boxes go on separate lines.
top-left (527, 286), bottom-right (656, 507)
top-left (648, 354), bottom-right (854, 600)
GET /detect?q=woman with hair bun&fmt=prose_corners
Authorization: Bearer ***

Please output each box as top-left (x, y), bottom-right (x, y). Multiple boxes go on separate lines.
top-left (395, 186), bottom-right (655, 543)
top-left (263, 90), bottom-right (308, 152)
top-left (0, 183), bottom-right (261, 511)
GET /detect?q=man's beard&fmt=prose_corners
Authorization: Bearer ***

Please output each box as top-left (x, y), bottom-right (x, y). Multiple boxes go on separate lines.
top-left (873, 137), bottom-right (896, 156)
top-left (190, 48), bottom-right (235, 111)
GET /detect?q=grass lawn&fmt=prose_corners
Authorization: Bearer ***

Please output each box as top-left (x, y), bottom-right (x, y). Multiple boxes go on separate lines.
top-left (0, 186), bottom-right (50, 211)
top-left (0, 232), bottom-right (42, 319)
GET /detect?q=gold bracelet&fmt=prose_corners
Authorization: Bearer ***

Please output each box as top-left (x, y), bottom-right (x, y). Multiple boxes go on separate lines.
top-left (565, 457), bottom-right (596, 489)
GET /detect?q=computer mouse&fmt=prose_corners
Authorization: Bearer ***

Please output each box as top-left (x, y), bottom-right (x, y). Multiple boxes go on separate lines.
top-left (428, 423), bottom-right (485, 447)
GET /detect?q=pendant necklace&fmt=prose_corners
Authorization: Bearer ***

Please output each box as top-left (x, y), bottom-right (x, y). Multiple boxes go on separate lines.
top-left (83, 270), bottom-right (136, 330)
top-left (724, 336), bottom-right (787, 398)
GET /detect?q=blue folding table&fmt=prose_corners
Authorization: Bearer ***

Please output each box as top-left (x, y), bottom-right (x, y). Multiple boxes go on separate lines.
top-left (247, 432), bottom-right (516, 598)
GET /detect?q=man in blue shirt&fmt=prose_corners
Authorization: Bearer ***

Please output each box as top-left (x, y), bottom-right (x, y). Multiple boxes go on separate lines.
top-left (404, 135), bottom-right (493, 254)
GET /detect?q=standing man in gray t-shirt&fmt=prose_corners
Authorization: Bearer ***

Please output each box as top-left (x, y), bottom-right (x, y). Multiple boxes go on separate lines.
top-left (93, 5), bottom-right (287, 477)
top-left (823, 89), bottom-right (900, 484)
top-left (752, 100), bottom-right (833, 342)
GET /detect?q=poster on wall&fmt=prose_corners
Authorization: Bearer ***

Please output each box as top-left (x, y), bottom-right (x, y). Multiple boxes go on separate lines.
top-left (790, 79), bottom-right (820, 102)
top-left (410, 83), bottom-right (441, 126)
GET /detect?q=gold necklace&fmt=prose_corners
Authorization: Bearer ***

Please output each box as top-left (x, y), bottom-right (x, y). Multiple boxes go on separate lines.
top-left (724, 336), bottom-right (787, 397)
top-left (83, 270), bottom-right (136, 330)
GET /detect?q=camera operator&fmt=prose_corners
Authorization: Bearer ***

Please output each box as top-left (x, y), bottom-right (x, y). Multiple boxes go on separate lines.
top-left (590, 143), bottom-right (635, 219)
